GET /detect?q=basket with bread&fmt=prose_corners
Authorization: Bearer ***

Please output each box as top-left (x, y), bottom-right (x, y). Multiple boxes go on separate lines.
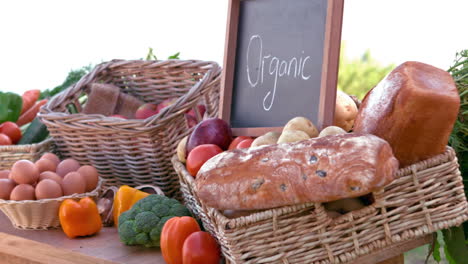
top-left (172, 61), bottom-right (468, 263)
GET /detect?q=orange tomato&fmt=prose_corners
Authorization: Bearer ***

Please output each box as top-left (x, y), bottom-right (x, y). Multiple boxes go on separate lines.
top-left (228, 136), bottom-right (251, 150)
top-left (186, 144), bottom-right (223, 177)
top-left (0, 133), bottom-right (12, 146)
top-left (0, 122), bottom-right (21, 144)
top-left (160, 216), bottom-right (201, 264)
top-left (183, 231), bottom-right (220, 264)
top-left (236, 138), bottom-right (254, 149)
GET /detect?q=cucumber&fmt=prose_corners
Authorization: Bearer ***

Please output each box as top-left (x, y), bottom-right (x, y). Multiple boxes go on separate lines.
top-left (18, 117), bottom-right (50, 145)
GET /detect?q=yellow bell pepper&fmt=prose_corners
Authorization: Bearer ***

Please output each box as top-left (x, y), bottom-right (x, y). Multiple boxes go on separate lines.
top-left (113, 185), bottom-right (150, 226)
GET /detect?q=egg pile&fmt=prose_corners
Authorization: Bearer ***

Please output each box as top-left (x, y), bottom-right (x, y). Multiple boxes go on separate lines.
top-left (0, 153), bottom-right (99, 201)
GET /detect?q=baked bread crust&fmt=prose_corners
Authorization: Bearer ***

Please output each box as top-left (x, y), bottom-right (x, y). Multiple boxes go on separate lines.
top-left (196, 133), bottom-right (398, 210)
top-left (354, 61), bottom-right (460, 167)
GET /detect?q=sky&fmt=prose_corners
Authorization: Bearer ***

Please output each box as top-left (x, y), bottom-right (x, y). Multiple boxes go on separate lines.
top-left (1, 0), bottom-right (467, 94)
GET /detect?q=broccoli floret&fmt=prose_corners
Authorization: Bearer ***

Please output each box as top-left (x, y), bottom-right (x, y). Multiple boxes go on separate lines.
top-left (169, 203), bottom-right (191, 216)
top-left (152, 203), bottom-right (171, 218)
top-left (134, 211), bottom-right (160, 233)
top-left (118, 194), bottom-right (191, 247)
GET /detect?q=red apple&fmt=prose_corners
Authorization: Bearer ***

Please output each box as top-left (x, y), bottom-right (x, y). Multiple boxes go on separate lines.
top-left (185, 114), bottom-right (198, 128)
top-left (186, 105), bottom-right (206, 119)
top-left (156, 98), bottom-right (178, 113)
top-left (236, 138), bottom-right (254, 149)
top-left (135, 103), bottom-right (158, 119)
top-left (186, 118), bottom-right (233, 156)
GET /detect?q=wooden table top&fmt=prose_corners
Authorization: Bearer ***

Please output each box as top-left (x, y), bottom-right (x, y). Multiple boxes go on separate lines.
top-left (0, 212), bottom-right (165, 264)
top-left (0, 211), bottom-right (433, 264)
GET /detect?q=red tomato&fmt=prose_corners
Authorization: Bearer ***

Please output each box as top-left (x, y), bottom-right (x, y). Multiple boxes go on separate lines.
top-left (183, 231), bottom-right (220, 264)
top-left (236, 138), bottom-right (254, 149)
top-left (186, 144), bottom-right (223, 177)
top-left (228, 136), bottom-right (251, 150)
top-left (160, 216), bottom-right (201, 264)
top-left (0, 122), bottom-right (21, 144)
top-left (0, 133), bottom-right (12, 145)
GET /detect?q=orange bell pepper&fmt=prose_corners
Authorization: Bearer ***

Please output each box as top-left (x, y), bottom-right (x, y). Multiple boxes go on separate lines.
top-left (160, 216), bottom-right (201, 264)
top-left (59, 197), bottom-right (102, 238)
top-left (113, 185), bottom-right (150, 226)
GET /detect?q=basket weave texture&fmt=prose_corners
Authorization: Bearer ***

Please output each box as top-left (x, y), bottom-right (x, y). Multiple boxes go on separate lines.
top-left (172, 147), bottom-right (468, 264)
top-left (0, 139), bottom-right (53, 170)
top-left (39, 60), bottom-right (221, 198)
top-left (0, 179), bottom-right (102, 230)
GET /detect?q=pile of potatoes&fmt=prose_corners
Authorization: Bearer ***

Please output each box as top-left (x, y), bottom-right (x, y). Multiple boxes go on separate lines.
top-left (251, 117), bottom-right (348, 147)
top-left (251, 91), bottom-right (358, 147)
top-left (0, 153), bottom-right (99, 201)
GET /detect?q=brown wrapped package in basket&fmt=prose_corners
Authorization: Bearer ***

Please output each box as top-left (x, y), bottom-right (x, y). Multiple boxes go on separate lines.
top-left (172, 146), bottom-right (468, 264)
top-left (38, 60), bottom-right (221, 199)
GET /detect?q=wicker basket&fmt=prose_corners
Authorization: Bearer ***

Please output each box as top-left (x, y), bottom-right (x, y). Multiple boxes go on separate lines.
top-left (0, 139), bottom-right (54, 170)
top-left (0, 179), bottom-right (102, 230)
top-left (39, 60), bottom-right (221, 198)
top-left (172, 147), bottom-right (468, 264)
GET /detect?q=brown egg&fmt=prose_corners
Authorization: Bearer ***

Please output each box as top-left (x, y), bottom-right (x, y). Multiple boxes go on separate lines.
top-left (56, 159), bottom-right (80, 177)
top-left (35, 158), bottom-right (57, 173)
top-left (0, 170), bottom-right (10, 179)
top-left (10, 184), bottom-right (35, 201)
top-left (41, 152), bottom-right (60, 166)
top-left (61, 172), bottom-right (86, 195)
top-left (35, 179), bottom-right (63, 199)
top-left (10, 160), bottom-right (39, 185)
top-left (0, 179), bottom-right (16, 200)
top-left (77, 165), bottom-right (99, 192)
top-left (39, 171), bottom-right (63, 185)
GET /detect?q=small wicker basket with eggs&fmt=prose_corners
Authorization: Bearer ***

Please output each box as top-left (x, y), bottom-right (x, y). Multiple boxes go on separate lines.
top-left (0, 152), bottom-right (102, 229)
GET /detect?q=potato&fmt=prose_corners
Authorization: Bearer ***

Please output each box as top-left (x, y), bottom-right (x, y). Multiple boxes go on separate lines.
top-left (325, 210), bottom-right (342, 219)
top-left (277, 130), bottom-right (309, 144)
top-left (334, 90), bottom-right (358, 132)
top-left (283, 117), bottom-right (318, 138)
top-left (177, 136), bottom-right (188, 163)
top-left (223, 209), bottom-right (259, 219)
top-left (251, 132), bottom-right (281, 147)
top-left (324, 198), bottom-right (365, 214)
top-left (318, 126), bottom-right (347, 138)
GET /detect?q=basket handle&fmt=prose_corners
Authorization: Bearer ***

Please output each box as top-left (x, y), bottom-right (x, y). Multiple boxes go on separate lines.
top-left (40, 61), bottom-right (116, 115)
top-left (144, 61), bottom-right (221, 127)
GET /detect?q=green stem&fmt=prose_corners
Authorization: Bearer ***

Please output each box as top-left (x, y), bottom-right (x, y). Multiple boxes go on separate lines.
top-left (448, 59), bottom-right (468, 73)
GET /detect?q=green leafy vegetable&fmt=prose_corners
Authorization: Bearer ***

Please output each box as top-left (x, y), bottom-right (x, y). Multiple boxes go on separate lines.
top-left (168, 52), bottom-right (180, 59)
top-left (145, 47), bottom-right (180, 61)
top-left (433, 234), bottom-right (442, 263)
top-left (0, 92), bottom-right (22, 123)
top-left (438, 50), bottom-right (468, 264)
top-left (40, 66), bottom-right (92, 100)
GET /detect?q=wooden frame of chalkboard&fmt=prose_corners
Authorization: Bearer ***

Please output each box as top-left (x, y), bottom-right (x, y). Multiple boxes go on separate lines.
top-left (220, 0), bottom-right (344, 136)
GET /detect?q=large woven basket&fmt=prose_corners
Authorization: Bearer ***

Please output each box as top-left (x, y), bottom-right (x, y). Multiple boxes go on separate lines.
top-left (172, 147), bottom-right (468, 264)
top-left (39, 60), bottom-right (221, 198)
top-left (0, 179), bottom-right (102, 230)
top-left (0, 139), bottom-right (53, 170)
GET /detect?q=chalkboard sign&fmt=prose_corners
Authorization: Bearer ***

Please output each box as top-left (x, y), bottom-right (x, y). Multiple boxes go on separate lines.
top-left (220, 0), bottom-right (344, 136)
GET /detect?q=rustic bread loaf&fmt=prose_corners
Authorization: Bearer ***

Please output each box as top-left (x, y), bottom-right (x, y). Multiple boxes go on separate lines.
top-left (196, 133), bottom-right (398, 210)
top-left (353, 61), bottom-right (460, 167)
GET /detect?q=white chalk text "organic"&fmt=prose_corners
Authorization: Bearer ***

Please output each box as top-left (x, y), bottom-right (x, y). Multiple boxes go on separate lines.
top-left (246, 35), bottom-right (311, 111)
